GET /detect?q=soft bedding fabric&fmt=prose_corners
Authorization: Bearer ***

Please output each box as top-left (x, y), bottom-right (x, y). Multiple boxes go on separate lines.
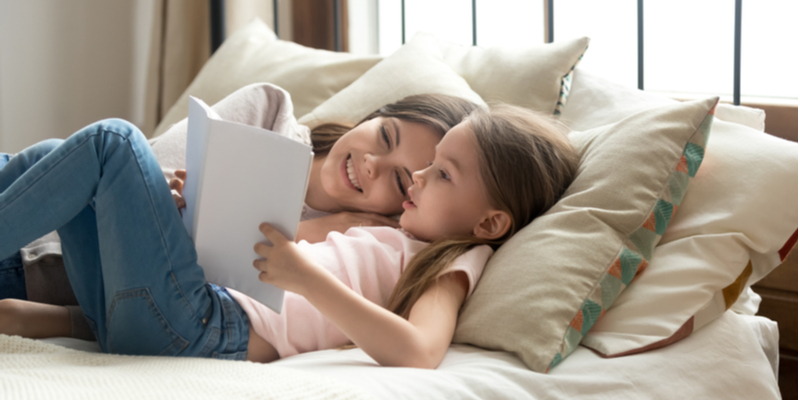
top-left (22, 311), bottom-right (779, 400)
top-left (0, 335), bottom-right (374, 400)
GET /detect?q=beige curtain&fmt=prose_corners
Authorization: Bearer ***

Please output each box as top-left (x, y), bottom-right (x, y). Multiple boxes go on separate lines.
top-left (142, 0), bottom-right (277, 138)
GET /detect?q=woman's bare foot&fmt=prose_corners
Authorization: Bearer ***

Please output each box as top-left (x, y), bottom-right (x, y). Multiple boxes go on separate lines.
top-left (0, 299), bottom-right (71, 338)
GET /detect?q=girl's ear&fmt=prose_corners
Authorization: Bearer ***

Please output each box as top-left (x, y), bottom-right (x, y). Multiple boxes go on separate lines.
top-left (473, 210), bottom-right (512, 240)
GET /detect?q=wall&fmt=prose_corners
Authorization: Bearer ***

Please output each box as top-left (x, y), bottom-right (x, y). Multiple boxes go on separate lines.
top-left (0, 0), bottom-right (154, 153)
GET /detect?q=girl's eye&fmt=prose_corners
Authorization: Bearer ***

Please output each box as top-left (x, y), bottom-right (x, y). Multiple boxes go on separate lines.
top-left (395, 171), bottom-right (406, 196)
top-left (381, 126), bottom-right (391, 148)
top-left (439, 170), bottom-right (450, 181)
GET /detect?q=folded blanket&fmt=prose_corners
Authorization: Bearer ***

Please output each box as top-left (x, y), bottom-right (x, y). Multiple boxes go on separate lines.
top-left (0, 334), bottom-right (373, 400)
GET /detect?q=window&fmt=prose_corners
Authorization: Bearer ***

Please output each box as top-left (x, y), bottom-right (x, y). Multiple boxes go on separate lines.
top-left (350, 0), bottom-right (797, 104)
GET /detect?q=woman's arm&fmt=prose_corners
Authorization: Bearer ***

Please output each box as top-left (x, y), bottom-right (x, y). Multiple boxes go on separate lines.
top-left (254, 223), bottom-right (467, 369)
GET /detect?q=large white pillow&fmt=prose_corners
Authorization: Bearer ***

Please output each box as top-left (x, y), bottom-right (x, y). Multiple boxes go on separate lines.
top-left (153, 18), bottom-right (382, 137)
top-left (565, 69), bottom-right (798, 357)
top-left (436, 35), bottom-right (589, 115)
top-left (297, 33), bottom-right (485, 130)
top-left (297, 33), bottom-right (589, 129)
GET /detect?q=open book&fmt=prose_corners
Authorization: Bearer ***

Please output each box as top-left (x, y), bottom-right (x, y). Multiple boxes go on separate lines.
top-left (182, 96), bottom-right (313, 313)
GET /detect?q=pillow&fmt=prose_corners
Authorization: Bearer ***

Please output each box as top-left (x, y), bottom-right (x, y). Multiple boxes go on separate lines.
top-left (582, 118), bottom-right (798, 357)
top-left (297, 33), bottom-right (486, 130)
top-left (297, 33), bottom-right (589, 129)
top-left (436, 35), bottom-right (589, 116)
top-left (561, 68), bottom-right (798, 357)
top-left (453, 96), bottom-right (719, 373)
top-left (153, 18), bottom-right (382, 137)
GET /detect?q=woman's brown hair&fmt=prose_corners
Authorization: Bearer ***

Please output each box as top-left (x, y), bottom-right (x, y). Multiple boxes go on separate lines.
top-left (309, 94), bottom-right (482, 155)
top-left (386, 104), bottom-right (579, 319)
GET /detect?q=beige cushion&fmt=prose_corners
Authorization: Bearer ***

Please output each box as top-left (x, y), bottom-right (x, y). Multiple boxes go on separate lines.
top-left (561, 69), bottom-right (797, 357)
top-left (297, 33), bottom-right (485, 130)
top-left (454, 97), bottom-right (719, 373)
top-left (582, 120), bottom-right (797, 357)
top-left (153, 18), bottom-right (382, 137)
top-left (437, 35), bottom-right (589, 115)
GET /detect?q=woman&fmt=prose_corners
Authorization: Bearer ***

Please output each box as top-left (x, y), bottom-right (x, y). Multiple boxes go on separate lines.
top-left (0, 92), bottom-right (481, 341)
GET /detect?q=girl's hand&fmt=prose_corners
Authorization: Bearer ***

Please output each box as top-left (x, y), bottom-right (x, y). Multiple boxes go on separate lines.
top-left (169, 169), bottom-right (187, 215)
top-left (296, 212), bottom-right (400, 243)
top-left (254, 223), bottom-right (327, 296)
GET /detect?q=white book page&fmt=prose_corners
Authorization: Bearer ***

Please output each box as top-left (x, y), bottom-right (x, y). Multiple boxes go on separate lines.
top-left (184, 96), bottom-right (312, 313)
top-left (182, 97), bottom-right (219, 238)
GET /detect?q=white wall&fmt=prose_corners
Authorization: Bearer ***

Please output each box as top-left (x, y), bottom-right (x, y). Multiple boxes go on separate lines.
top-left (0, 0), bottom-right (154, 153)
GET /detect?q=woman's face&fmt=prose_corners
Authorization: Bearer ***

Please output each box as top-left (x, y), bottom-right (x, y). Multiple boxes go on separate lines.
top-left (319, 117), bottom-right (441, 215)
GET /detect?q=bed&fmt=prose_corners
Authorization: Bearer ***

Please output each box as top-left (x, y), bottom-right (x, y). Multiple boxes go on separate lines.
top-left (2, 15), bottom-right (796, 400)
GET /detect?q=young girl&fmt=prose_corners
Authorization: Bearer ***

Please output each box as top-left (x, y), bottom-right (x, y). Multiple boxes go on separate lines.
top-left (0, 104), bottom-right (576, 368)
top-left (0, 92), bottom-right (480, 338)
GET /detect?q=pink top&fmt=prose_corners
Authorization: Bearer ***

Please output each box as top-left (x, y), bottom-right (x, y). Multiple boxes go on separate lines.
top-left (228, 226), bottom-right (493, 358)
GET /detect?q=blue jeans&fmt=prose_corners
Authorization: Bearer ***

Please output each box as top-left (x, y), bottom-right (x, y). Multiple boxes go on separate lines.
top-left (0, 140), bottom-right (63, 300)
top-left (0, 119), bottom-right (249, 359)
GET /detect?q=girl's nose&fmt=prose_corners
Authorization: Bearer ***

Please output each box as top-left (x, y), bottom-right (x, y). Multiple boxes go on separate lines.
top-left (412, 169), bottom-right (425, 188)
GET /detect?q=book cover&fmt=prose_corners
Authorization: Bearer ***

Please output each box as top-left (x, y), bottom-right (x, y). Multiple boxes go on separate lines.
top-left (182, 96), bottom-right (313, 313)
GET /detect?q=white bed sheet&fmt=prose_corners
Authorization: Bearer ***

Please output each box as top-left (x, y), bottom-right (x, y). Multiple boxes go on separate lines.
top-left (41, 311), bottom-right (779, 399)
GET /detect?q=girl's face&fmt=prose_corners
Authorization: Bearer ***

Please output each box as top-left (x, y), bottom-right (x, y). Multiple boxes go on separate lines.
top-left (399, 122), bottom-right (502, 242)
top-left (319, 117), bottom-right (441, 215)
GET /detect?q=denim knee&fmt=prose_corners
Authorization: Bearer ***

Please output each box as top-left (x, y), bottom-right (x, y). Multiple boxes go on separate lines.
top-left (79, 118), bottom-right (144, 146)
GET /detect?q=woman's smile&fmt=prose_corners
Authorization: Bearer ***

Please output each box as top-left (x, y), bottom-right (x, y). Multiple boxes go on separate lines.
top-left (341, 154), bottom-right (363, 192)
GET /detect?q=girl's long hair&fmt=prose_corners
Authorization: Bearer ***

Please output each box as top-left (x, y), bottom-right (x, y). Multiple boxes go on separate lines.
top-left (387, 105), bottom-right (578, 319)
top-left (309, 94), bottom-right (482, 155)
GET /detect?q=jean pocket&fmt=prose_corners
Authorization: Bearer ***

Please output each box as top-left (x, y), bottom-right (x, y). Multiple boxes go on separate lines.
top-left (106, 288), bottom-right (188, 356)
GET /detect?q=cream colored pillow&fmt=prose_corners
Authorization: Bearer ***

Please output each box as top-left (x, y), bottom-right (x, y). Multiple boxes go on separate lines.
top-left (559, 68), bottom-right (797, 357)
top-left (581, 117), bottom-right (798, 357)
top-left (437, 35), bottom-right (589, 115)
top-left (153, 18), bottom-right (382, 137)
top-left (297, 33), bottom-right (485, 130)
top-left (454, 97), bottom-right (719, 373)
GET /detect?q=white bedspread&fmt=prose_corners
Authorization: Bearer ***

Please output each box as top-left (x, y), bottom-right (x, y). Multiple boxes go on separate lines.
top-left (2, 311), bottom-right (779, 400)
top-left (274, 311), bottom-right (780, 399)
top-left (0, 335), bottom-right (373, 400)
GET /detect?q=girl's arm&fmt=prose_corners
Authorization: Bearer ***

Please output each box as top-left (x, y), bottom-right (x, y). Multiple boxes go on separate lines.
top-left (254, 223), bottom-right (468, 369)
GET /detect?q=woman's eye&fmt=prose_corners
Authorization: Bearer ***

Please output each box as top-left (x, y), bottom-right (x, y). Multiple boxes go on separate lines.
top-left (395, 171), bottom-right (406, 196)
top-left (381, 126), bottom-right (390, 148)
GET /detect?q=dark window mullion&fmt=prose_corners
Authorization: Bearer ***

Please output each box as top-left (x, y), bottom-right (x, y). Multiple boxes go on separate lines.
top-left (546, 0), bottom-right (554, 43)
top-left (472, 0), bottom-right (477, 46)
top-left (333, 0), bottom-right (342, 52)
top-left (401, 0), bottom-right (406, 45)
top-left (638, 0), bottom-right (644, 90)
top-left (734, 0), bottom-right (742, 105)
top-left (273, 0), bottom-right (279, 38)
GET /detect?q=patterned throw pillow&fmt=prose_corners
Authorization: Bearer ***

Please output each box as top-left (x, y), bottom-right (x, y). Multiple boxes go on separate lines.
top-left (454, 97), bottom-right (718, 373)
top-left (582, 116), bottom-right (798, 357)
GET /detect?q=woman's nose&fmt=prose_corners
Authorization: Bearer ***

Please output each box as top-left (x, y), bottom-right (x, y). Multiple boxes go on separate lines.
top-left (363, 153), bottom-right (378, 179)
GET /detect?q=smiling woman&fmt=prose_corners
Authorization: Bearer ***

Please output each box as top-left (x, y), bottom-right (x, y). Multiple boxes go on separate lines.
top-left (305, 94), bottom-right (482, 217)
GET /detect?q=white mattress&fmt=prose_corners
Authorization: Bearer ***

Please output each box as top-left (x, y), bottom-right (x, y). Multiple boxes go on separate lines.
top-left (39, 311), bottom-right (780, 399)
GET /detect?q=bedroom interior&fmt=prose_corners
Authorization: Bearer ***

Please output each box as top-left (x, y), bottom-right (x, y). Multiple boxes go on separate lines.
top-left (0, 1), bottom-right (796, 399)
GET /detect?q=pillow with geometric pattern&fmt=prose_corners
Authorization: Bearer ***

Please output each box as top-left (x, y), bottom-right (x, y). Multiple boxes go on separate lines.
top-left (582, 116), bottom-right (797, 357)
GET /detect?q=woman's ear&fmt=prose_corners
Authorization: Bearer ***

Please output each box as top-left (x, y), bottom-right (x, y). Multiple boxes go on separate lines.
top-left (473, 210), bottom-right (512, 240)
